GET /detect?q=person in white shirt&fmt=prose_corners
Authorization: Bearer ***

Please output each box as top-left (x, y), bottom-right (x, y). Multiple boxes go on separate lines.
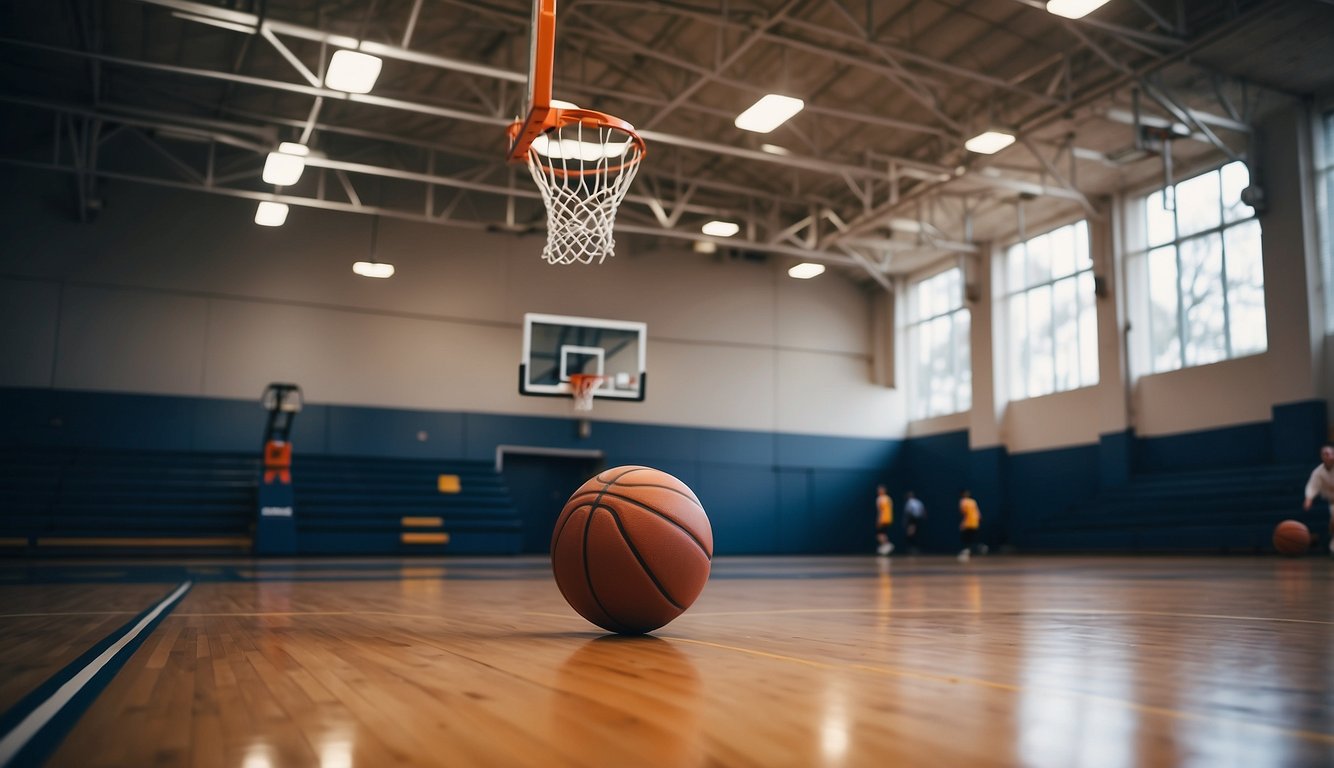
top-left (1302, 444), bottom-right (1334, 555)
top-left (903, 491), bottom-right (926, 553)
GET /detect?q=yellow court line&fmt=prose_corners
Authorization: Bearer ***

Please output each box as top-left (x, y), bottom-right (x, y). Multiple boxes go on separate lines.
top-left (0, 611), bottom-right (139, 619)
top-left (35, 536), bottom-right (252, 547)
top-left (172, 610), bottom-right (464, 621)
top-left (662, 636), bottom-right (1334, 746)
top-left (683, 606), bottom-right (1334, 626)
top-left (173, 611), bottom-right (367, 617)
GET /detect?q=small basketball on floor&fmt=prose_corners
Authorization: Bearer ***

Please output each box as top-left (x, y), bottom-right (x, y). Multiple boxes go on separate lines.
top-left (1272, 520), bottom-right (1311, 556)
top-left (551, 466), bottom-right (713, 634)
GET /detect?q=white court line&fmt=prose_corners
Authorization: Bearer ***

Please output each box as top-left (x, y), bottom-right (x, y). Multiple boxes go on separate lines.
top-left (0, 581), bottom-right (192, 766)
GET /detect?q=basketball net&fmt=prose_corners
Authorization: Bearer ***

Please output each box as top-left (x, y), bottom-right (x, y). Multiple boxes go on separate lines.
top-left (569, 374), bottom-right (605, 412)
top-left (517, 114), bottom-right (645, 265)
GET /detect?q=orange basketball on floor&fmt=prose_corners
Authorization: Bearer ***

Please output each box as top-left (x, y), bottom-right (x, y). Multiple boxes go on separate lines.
top-left (551, 466), bottom-right (713, 634)
top-left (1273, 520), bottom-right (1311, 556)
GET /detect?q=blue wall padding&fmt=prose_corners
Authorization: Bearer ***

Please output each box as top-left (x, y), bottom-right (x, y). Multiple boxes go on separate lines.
top-left (1271, 400), bottom-right (1327, 464)
top-left (1006, 442), bottom-right (1101, 547)
top-left (1134, 420), bottom-right (1271, 473)
top-left (3, 387), bottom-right (1327, 554)
top-left (0, 387), bottom-right (901, 555)
top-left (1098, 430), bottom-right (1133, 488)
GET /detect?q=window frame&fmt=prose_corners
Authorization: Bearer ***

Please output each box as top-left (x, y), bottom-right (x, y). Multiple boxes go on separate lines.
top-left (1127, 159), bottom-right (1265, 375)
top-left (905, 264), bottom-right (971, 420)
top-left (1000, 218), bottom-right (1098, 401)
top-left (1316, 107), bottom-right (1334, 332)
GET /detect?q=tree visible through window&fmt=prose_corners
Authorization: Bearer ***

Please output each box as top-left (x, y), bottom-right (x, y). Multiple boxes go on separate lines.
top-left (908, 268), bottom-right (971, 419)
top-left (1004, 220), bottom-right (1098, 400)
top-left (1135, 161), bottom-right (1265, 373)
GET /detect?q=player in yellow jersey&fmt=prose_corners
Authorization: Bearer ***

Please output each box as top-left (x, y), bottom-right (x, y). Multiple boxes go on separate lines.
top-left (958, 489), bottom-right (981, 562)
top-left (875, 485), bottom-right (894, 556)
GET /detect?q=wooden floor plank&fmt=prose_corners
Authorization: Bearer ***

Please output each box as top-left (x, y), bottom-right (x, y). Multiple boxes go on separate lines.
top-left (0, 584), bottom-right (180, 715)
top-left (3, 556), bottom-right (1328, 767)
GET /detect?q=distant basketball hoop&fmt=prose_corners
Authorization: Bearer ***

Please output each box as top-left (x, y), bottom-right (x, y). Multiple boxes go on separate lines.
top-left (507, 1), bottom-right (646, 266)
top-left (568, 373), bottom-right (606, 411)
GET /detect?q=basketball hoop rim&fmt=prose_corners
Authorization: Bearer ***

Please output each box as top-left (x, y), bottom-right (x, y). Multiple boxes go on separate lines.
top-left (507, 106), bottom-right (647, 171)
top-left (568, 372), bottom-right (607, 411)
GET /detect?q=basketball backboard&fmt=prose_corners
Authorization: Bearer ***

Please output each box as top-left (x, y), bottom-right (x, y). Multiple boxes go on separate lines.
top-left (520, 313), bottom-right (646, 402)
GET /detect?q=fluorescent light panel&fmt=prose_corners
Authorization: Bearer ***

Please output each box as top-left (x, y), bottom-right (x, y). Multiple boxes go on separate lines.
top-left (964, 131), bottom-right (1016, 155)
top-left (352, 261), bottom-right (395, 279)
top-left (701, 220), bottom-right (740, 237)
top-left (735, 94), bottom-right (804, 133)
top-left (788, 263), bottom-right (825, 279)
top-left (324, 50), bottom-right (382, 93)
top-left (254, 201), bottom-right (289, 227)
top-left (1046, 0), bottom-right (1112, 19)
top-left (262, 142), bottom-right (309, 186)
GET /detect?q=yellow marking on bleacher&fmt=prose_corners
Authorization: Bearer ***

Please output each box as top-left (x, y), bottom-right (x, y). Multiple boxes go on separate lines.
top-left (437, 474), bottom-right (461, 493)
top-left (0, 538), bottom-right (29, 547)
top-left (37, 537), bottom-right (252, 548)
top-left (401, 532), bottom-right (450, 545)
top-left (401, 516), bottom-right (444, 528)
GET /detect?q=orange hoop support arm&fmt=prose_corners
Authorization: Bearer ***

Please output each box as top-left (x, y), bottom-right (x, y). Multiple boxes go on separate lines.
top-left (507, 0), bottom-right (557, 163)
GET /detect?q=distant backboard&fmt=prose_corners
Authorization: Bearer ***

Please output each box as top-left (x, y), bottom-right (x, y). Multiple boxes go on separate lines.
top-left (520, 313), bottom-right (646, 401)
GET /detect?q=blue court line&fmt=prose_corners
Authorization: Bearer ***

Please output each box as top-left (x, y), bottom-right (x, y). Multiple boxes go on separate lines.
top-left (0, 581), bottom-right (192, 768)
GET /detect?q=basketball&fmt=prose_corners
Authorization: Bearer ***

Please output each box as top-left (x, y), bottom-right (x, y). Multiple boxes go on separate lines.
top-left (551, 466), bottom-right (713, 634)
top-left (1273, 520), bottom-right (1311, 556)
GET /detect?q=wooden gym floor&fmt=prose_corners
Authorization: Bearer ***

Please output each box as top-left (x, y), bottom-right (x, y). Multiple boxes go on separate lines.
top-left (1, 556), bottom-right (1331, 767)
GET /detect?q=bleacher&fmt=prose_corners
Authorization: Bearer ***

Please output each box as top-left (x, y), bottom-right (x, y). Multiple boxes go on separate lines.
top-left (0, 448), bottom-right (522, 556)
top-left (293, 455), bottom-right (521, 555)
top-left (1023, 463), bottom-right (1323, 552)
top-left (0, 447), bottom-right (257, 554)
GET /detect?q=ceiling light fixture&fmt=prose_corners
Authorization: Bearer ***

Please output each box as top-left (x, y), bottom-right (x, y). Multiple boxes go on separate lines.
top-left (354, 216), bottom-right (394, 278)
top-left (701, 220), bottom-right (741, 237)
top-left (352, 261), bottom-right (395, 278)
top-left (964, 130), bottom-right (1016, 155)
top-left (1045, 0), bottom-right (1112, 19)
top-left (760, 143), bottom-right (791, 156)
top-left (254, 201), bottom-right (289, 227)
top-left (324, 49), bottom-right (382, 93)
top-left (262, 142), bottom-right (309, 186)
top-left (735, 94), bottom-right (805, 133)
top-left (788, 263), bottom-right (826, 279)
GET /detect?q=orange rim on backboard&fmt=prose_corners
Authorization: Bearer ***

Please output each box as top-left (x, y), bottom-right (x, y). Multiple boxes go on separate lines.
top-left (569, 373), bottom-right (606, 411)
top-left (506, 107), bottom-right (646, 175)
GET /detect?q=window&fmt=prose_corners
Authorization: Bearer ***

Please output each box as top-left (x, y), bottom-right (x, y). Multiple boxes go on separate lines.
top-left (1004, 220), bottom-right (1098, 399)
top-left (1131, 160), bottom-right (1265, 373)
top-left (908, 267), bottom-right (971, 419)
top-left (1319, 110), bottom-right (1334, 332)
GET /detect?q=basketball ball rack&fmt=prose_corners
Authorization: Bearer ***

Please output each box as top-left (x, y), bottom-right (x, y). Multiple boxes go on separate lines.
top-left (507, 0), bottom-right (646, 266)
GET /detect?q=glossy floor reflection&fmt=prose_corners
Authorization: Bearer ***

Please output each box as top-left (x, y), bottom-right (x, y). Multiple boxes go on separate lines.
top-left (1, 556), bottom-right (1330, 767)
